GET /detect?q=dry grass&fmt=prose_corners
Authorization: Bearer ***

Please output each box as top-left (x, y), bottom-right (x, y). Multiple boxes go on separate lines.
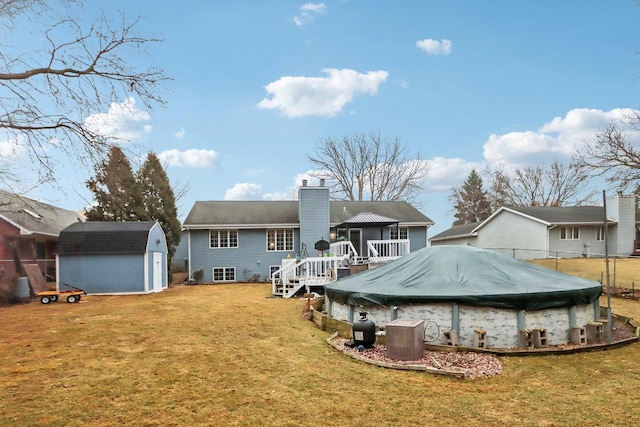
top-left (1, 284), bottom-right (640, 426)
top-left (531, 257), bottom-right (640, 289)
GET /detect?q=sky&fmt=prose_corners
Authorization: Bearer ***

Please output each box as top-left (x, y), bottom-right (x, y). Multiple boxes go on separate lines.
top-left (4, 0), bottom-right (640, 236)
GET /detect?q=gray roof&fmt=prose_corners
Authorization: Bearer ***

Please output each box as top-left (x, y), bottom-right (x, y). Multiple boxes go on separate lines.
top-left (506, 206), bottom-right (608, 224)
top-left (339, 212), bottom-right (399, 226)
top-left (0, 190), bottom-right (84, 238)
top-left (430, 205), bottom-right (627, 242)
top-left (183, 200), bottom-right (433, 228)
top-left (57, 221), bottom-right (157, 255)
top-left (430, 221), bottom-right (481, 241)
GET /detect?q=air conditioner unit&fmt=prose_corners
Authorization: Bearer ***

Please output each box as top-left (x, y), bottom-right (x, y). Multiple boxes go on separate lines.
top-left (385, 319), bottom-right (425, 361)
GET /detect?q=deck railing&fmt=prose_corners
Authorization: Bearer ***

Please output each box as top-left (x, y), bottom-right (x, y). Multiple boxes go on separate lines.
top-left (271, 256), bottom-right (346, 298)
top-left (367, 239), bottom-right (410, 262)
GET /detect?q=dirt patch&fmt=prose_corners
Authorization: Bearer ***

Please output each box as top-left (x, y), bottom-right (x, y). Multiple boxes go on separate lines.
top-left (330, 336), bottom-right (503, 379)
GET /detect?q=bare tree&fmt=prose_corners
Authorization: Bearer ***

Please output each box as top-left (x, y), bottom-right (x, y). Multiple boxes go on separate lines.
top-left (485, 160), bottom-right (598, 208)
top-left (578, 114), bottom-right (640, 192)
top-left (307, 132), bottom-right (427, 205)
top-left (0, 0), bottom-right (167, 184)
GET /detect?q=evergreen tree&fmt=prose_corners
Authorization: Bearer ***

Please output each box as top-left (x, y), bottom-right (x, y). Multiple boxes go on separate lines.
top-left (137, 152), bottom-right (182, 274)
top-left (450, 169), bottom-right (492, 226)
top-left (86, 146), bottom-right (144, 221)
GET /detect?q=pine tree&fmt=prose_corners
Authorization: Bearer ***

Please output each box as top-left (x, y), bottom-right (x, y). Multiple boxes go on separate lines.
top-left (137, 152), bottom-right (182, 271)
top-left (86, 146), bottom-right (143, 221)
top-left (450, 169), bottom-right (492, 226)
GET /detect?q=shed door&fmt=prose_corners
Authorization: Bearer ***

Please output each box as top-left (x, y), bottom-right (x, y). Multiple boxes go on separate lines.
top-left (153, 252), bottom-right (163, 292)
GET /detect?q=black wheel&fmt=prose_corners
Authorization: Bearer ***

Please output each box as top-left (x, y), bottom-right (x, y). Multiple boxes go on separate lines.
top-left (40, 296), bottom-right (51, 304)
top-left (50, 295), bottom-right (58, 302)
top-left (66, 295), bottom-right (78, 303)
top-left (76, 295), bottom-right (81, 301)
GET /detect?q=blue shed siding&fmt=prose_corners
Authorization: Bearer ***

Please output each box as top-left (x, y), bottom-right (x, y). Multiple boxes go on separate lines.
top-left (58, 254), bottom-right (146, 294)
top-left (188, 228), bottom-right (300, 282)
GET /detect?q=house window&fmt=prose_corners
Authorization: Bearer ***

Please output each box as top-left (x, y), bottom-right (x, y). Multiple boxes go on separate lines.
top-left (596, 227), bottom-right (605, 242)
top-left (210, 230), bottom-right (238, 248)
top-left (269, 265), bottom-right (280, 279)
top-left (389, 227), bottom-right (408, 240)
top-left (35, 241), bottom-right (46, 260)
top-left (267, 229), bottom-right (294, 251)
top-left (213, 267), bottom-right (235, 282)
top-left (560, 227), bottom-right (580, 240)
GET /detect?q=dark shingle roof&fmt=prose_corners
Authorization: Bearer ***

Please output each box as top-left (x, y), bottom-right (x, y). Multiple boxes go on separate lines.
top-left (330, 201), bottom-right (432, 226)
top-left (0, 190), bottom-right (84, 238)
top-left (430, 205), bottom-right (624, 242)
top-left (430, 221), bottom-right (481, 241)
top-left (57, 221), bottom-right (156, 255)
top-left (506, 206), bottom-right (607, 224)
top-left (182, 200), bottom-right (433, 228)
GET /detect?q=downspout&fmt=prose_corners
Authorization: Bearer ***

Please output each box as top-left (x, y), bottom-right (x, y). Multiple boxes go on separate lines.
top-left (547, 224), bottom-right (556, 258)
top-left (187, 229), bottom-right (192, 281)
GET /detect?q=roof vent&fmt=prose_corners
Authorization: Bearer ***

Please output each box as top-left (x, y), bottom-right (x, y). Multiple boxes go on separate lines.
top-left (302, 179), bottom-right (308, 187)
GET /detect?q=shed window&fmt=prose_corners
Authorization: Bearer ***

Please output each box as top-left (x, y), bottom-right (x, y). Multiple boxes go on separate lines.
top-left (559, 227), bottom-right (580, 240)
top-left (389, 227), bottom-right (408, 240)
top-left (213, 267), bottom-right (235, 282)
top-left (596, 227), bottom-right (605, 242)
top-left (267, 229), bottom-right (293, 251)
top-left (210, 230), bottom-right (238, 248)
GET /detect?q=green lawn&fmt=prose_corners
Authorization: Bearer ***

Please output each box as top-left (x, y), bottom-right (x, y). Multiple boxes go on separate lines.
top-left (1, 284), bottom-right (639, 426)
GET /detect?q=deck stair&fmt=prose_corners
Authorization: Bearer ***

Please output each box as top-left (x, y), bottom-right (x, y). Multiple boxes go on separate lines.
top-left (271, 256), bottom-right (347, 298)
top-left (271, 239), bottom-right (410, 298)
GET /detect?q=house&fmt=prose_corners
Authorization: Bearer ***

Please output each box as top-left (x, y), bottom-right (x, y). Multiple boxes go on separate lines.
top-left (0, 189), bottom-right (84, 281)
top-left (430, 192), bottom-right (638, 259)
top-left (56, 221), bottom-right (168, 294)
top-left (181, 180), bottom-right (434, 293)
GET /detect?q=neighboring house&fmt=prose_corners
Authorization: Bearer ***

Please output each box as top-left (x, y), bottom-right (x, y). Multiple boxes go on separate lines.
top-left (0, 190), bottom-right (84, 280)
top-left (430, 192), bottom-right (638, 259)
top-left (56, 221), bottom-right (168, 294)
top-left (181, 180), bottom-right (434, 285)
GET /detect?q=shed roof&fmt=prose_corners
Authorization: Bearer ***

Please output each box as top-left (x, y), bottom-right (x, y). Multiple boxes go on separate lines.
top-left (0, 190), bottom-right (84, 238)
top-left (57, 221), bottom-right (157, 255)
top-left (325, 245), bottom-right (602, 310)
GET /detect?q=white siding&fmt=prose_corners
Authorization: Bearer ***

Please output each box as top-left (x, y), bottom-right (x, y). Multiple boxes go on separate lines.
top-left (606, 194), bottom-right (636, 257)
top-left (476, 211), bottom-right (549, 259)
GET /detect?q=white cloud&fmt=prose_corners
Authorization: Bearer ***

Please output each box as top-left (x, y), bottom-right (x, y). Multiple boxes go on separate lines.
top-left (158, 148), bottom-right (219, 168)
top-left (224, 183), bottom-right (263, 200)
top-left (293, 3), bottom-right (326, 26)
top-left (423, 157), bottom-right (484, 192)
top-left (174, 128), bottom-right (186, 139)
top-left (84, 97), bottom-right (151, 142)
top-left (482, 108), bottom-right (640, 169)
top-left (0, 136), bottom-right (22, 157)
top-left (416, 38), bottom-right (452, 56)
top-left (258, 68), bottom-right (389, 117)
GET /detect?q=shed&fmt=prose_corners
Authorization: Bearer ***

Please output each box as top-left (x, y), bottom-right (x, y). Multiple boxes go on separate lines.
top-left (56, 221), bottom-right (168, 294)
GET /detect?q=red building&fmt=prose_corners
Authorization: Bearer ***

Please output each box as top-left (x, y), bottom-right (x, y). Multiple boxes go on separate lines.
top-left (0, 190), bottom-right (84, 282)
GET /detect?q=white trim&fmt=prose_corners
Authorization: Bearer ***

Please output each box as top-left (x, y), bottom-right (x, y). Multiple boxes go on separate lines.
top-left (187, 230), bottom-right (192, 280)
top-left (0, 214), bottom-right (31, 235)
top-left (144, 251), bottom-right (149, 292)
